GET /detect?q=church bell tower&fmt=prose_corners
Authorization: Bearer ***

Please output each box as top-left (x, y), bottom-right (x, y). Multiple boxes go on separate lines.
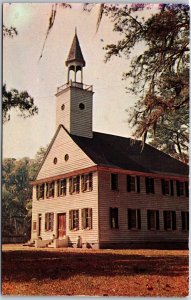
top-left (55, 30), bottom-right (93, 138)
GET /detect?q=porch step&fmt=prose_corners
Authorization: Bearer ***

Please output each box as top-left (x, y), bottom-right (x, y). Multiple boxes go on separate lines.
top-left (47, 240), bottom-right (55, 248)
top-left (23, 240), bottom-right (35, 247)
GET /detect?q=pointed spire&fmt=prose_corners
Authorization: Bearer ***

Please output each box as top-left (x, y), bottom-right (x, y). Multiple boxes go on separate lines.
top-left (65, 30), bottom-right (85, 67)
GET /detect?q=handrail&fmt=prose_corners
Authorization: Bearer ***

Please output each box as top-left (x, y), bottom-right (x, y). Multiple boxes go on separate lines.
top-left (57, 81), bottom-right (93, 93)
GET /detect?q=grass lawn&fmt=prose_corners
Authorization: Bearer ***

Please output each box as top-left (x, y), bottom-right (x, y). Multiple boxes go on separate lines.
top-left (2, 244), bottom-right (189, 296)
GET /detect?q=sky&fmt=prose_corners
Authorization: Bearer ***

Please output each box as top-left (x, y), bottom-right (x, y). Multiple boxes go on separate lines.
top-left (3, 3), bottom-right (150, 159)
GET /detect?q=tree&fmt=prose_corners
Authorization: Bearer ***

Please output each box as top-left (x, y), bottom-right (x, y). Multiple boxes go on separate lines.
top-left (3, 26), bottom-right (38, 123)
top-left (103, 4), bottom-right (189, 153)
top-left (2, 158), bottom-right (32, 238)
top-left (3, 84), bottom-right (38, 123)
top-left (149, 107), bottom-right (188, 163)
top-left (2, 146), bottom-right (47, 239)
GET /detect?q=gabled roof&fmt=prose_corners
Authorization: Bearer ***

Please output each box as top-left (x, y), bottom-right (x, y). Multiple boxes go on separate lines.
top-left (65, 32), bottom-right (85, 67)
top-left (34, 125), bottom-right (188, 181)
top-left (67, 128), bottom-right (188, 176)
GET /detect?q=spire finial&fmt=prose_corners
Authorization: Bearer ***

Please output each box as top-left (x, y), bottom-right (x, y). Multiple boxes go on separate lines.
top-left (75, 27), bottom-right (77, 35)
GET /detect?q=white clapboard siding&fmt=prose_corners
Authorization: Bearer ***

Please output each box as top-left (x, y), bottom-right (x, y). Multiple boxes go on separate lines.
top-left (56, 86), bottom-right (93, 138)
top-left (37, 126), bottom-right (96, 180)
top-left (70, 88), bottom-right (93, 138)
top-left (31, 172), bottom-right (99, 245)
top-left (56, 88), bottom-right (71, 131)
top-left (98, 171), bottom-right (188, 245)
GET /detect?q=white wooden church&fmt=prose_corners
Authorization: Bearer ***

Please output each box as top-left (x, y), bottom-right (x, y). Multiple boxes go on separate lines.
top-left (30, 32), bottom-right (189, 249)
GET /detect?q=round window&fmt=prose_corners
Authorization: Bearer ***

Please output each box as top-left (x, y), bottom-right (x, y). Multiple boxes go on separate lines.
top-left (61, 104), bottom-right (65, 110)
top-left (65, 154), bottom-right (69, 162)
top-left (53, 157), bottom-right (57, 164)
top-left (79, 103), bottom-right (85, 110)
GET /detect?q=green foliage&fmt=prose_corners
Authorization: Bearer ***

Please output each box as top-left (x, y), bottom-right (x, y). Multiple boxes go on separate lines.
top-left (3, 84), bottom-right (38, 123)
top-left (103, 4), bottom-right (189, 159)
top-left (149, 107), bottom-right (189, 163)
top-left (2, 147), bottom-right (47, 239)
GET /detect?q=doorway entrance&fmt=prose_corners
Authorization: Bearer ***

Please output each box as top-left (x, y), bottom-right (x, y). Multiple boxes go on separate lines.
top-left (57, 213), bottom-right (66, 238)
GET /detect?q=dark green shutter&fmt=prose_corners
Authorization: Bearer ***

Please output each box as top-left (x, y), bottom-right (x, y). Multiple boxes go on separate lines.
top-left (89, 173), bottom-right (93, 191)
top-left (151, 178), bottom-right (155, 194)
top-left (51, 213), bottom-right (54, 231)
top-left (76, 210), bottom-right (79, 230)
top-left (185, 182), bottom-right (189, 197)
top-left (69, 211), bottom-right (72, 230)
top-left (186, 212), bottom-right (189, 231)
top-left (136, 176), bottom-right (140, 193)
top-left (163, 211), bottom-right (167, 230)
top-left (181, 211), bottom-right (185, 230)
top-left (145, 177), bottom-right (149, 194)
top-left (172, 211), bottom-right (176, 230)
top-left (82, 208), bottom-right (85, 229)
top-left (110, 208), bottom-right (113, 228)
top-left (45, 213), bottom-right (47, 231)
top-left (76, 176), bottom-right (80, 193)
top-left (115, 208), bottom-right (119, 228)
top-left (170, 180), bottom-right (174, 196)
top-left (156, 211), bottom-right (160, 230)
top-left (147, 210), bottom-right (151, 230)
top-left (57, 180), bottom-right (60, 197)
top-left (89, 208), bottom-right (92, 229)
top-left (161, 179), bottom-right (165, 195)
top-left (137, 209), bottom-right (141, 229)
top-left (128, 209), bottom-right (132, 229)
top-left (176, 181), bottom-right (180, 196)
top-left (69, 178), bottom-right (72, 194)
top-left (127, 175), bottom-right (131, 192)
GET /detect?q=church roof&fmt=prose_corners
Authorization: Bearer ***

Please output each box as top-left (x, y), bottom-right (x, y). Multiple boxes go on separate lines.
top-left (65, 32), bottom-right (85, 67)
top-left (68, 129), bottom-right (188, 176)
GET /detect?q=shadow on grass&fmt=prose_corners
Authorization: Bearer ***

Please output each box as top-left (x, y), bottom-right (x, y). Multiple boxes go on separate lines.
top-left (2, 249), bottom-right (188, 282)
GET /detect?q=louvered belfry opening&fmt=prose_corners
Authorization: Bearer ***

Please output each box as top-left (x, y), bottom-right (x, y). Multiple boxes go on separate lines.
top-left (65, 29), bottom-right (86, 83)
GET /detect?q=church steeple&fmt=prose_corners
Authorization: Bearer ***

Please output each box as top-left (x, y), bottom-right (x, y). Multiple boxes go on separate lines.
top-left (56, 31), bottom-right (93, 138)
top-left (65, 30), bottom-right (85, 83)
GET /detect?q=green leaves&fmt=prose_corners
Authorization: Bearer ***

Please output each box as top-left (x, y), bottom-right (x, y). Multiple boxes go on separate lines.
top-left (3, 84), bottom-right (38, 123)
top-left (104, 4), bottom-right (189, 160)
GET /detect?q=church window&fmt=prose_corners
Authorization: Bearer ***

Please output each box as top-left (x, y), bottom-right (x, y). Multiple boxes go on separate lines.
top-left (110, 207), bottom-right (119, 229)
top-left (69, 176), bottom-right (80, 194)
top-left (79, 103), bottom-right (85, 110)
top-left (145, 177), bottom-right (155, 194)
top-left (61, 104), bottom-right (65, 110)
top-left (45, 212), bottom-right (54, 231)
top-left (69, 210), bottom-right (79, 230)
top-left (57, 179), bottom-right (67, 196)
top-left (36, 184), bottom-right (45, 200)
top-left (176, 181), bottom-right (186, 196)
top-left (128, 209), bottom-right (141, 230)
top-left (163, 211), bottom-right (176, 230)
top-left (127, 175), bottom-right (140, 192)
top-left (65, 154), bottom-right (69, 161)
top-left (82, 208), bottom-right (92, 229)
top-left (53, 157), bottom-right (57, 164)
top-left (81, 173), bottom-right (93, 192)
top-left (147, 210), bottom-right (159, 230)
top-left (161, 179), bottom-right (174, 196)
top-left (46, 182), bottom-right (55, 198)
